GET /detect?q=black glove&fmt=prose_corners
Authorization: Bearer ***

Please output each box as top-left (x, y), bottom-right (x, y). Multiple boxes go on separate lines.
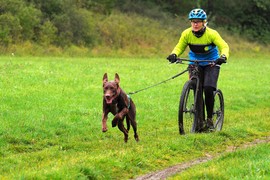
top-left (215, 54), bottom-right (227, 65)
top-left (167, 54), bottom-right (177, 63)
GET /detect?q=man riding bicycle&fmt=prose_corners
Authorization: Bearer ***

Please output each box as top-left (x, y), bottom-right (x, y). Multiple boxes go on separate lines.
top-left (167, 8), bottom-right (229, 129)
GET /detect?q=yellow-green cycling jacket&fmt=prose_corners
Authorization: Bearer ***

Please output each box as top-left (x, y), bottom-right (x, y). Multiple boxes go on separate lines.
top-left (171, 27), bottom-right (229, 66)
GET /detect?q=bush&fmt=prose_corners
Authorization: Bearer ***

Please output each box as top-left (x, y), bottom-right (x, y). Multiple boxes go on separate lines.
top-left (0, 13), bottom-right (21, 45)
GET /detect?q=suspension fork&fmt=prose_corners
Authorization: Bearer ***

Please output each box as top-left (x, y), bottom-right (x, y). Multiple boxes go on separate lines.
top-left (190, 75), bottom-right (200, 113)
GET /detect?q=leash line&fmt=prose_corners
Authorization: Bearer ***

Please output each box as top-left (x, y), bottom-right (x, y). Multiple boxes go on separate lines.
top-left (128, 69), bottom-right (188, 95)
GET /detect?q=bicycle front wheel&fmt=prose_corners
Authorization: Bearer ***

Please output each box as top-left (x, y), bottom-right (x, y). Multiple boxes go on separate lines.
top-left (213, 89), bottom-right (224, 131)
top-left (178, 80), bottom-right (196, 135)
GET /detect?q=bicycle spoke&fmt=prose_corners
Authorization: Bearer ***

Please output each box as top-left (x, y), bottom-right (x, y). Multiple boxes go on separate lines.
top-left (178, 80), bottom-right (196, 135)
top-left (213, 90), bottom-right (224, 131)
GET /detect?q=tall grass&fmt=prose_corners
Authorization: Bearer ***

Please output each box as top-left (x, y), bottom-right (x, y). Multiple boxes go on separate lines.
top-left (0, 55), bottom-right (269, 179)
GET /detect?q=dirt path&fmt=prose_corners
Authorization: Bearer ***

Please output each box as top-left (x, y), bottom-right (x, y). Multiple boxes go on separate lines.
top-left (134, 136), bottom-right (270, 180)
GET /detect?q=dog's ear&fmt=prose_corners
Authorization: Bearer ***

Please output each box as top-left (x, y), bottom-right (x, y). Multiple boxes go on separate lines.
top-left (115, 73), bottom-right (120, 84)
top-left (103, 73), bottom-right (108, 84)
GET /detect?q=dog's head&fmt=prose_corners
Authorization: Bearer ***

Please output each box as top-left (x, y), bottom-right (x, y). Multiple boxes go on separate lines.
top-left (103, 73), bottom-right (120, 104)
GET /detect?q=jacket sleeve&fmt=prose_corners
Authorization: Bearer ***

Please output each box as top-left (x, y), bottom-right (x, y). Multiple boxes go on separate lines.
top-left (171, 30), bottom-right (189, 56)
top-left (212, 31), bottom-right (230, 59)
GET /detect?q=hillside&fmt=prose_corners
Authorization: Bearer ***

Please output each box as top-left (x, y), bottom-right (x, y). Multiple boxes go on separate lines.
top-left (0, 0), bottom-right (270, 57)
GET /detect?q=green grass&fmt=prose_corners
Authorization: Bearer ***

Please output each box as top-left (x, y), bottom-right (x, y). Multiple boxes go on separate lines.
top-left (170, 142), bottom-right (270, 179)
top-left (0, 55), bottom-right (269, 179)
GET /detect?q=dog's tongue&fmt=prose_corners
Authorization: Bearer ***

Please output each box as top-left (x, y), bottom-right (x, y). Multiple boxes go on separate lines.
top-left (105, 96), bottom-right (113, 104)
top-left (106, 99), bottom-right (113, 104)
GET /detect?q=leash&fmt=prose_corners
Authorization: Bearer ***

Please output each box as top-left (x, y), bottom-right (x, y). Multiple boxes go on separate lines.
top-left (128, 69), bottom-right (188, 95)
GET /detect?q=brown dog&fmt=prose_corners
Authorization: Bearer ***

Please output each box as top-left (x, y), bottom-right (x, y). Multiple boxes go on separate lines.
top-left (102, 73), bottom-right (139, 142)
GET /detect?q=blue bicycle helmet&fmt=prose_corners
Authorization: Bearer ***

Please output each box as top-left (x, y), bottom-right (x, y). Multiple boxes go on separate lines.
top-left (188, 8), bottom-right (207, 20)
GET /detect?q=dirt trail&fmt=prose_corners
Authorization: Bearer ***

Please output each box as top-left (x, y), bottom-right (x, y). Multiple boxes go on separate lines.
top-left (134, 136), bottom-right (270, 180)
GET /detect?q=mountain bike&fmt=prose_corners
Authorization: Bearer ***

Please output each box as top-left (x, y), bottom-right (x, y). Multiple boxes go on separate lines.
top-left (175, 58), bottom-right (225, 135)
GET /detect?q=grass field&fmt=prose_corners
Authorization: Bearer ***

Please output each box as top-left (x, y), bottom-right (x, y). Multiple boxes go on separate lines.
top-left (169, 142), bottom-right (270, 179)
top-left (0, 55), bottom-right (269, 179)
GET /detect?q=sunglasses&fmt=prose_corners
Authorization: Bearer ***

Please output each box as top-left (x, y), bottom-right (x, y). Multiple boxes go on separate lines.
top-left (191, 20), bottom-right (203, 24)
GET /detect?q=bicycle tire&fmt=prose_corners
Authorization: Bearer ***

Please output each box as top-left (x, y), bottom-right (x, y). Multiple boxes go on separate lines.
top-left (213, 89), bottom-right (224, 131)
top-left (178, 80), bottom-right (196, 135)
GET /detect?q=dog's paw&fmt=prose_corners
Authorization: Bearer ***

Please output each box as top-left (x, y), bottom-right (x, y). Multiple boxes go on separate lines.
top-left (124, 136), bottom-right (128, 143)
top-left (134, 135), bottom-right (139, 142)
top-left (102, 127), bottom-right (108, 132)
top-left (102, 125), bottom-right (108, 132)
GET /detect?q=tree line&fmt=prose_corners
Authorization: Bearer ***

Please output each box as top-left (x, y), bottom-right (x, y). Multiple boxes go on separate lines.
top-left (0, 0), bottom-right (269, 49)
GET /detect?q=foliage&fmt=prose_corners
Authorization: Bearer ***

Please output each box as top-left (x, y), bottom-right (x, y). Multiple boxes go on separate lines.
top-left (0, 13), bottom-right (21, 45)
top-left (38, 20), bottom-right (57, 46)
top-left (0, 0), bottom-right (269, 55)
top-left (96, 11), bottom-right (180, 57)
top-left (0, 0), bottom-right (42, 42)
top-left (207, 0), bottom-right (270, 43)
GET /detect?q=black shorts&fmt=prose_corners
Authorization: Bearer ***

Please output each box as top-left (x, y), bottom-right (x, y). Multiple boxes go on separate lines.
top-left (188, 65), bottom-right (220, 89)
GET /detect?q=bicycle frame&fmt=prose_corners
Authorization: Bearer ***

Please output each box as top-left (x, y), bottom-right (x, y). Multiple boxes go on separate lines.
top-left (188, 64), bottom-right (206, 132)
top-left (177, 58), bottom-right (218, 133)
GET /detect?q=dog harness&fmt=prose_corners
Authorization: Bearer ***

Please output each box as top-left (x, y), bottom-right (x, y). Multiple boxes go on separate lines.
top-left (127, 94), bottom-right (131, 109)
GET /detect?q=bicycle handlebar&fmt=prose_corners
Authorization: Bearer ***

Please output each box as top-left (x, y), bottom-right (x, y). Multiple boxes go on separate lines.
top-left (172, 58), bottom-right (227, 66)
top-left (175, 58), bottom-right (215, 64)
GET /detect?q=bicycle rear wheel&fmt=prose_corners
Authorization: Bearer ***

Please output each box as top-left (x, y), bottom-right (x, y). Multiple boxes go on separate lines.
top-left (178, 80), bottom-right (196, 135)
top-left (213, 89), bottom-right (224, 131)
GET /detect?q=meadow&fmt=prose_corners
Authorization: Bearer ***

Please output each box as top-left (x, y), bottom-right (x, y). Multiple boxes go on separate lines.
top-left (0, 55), bottom-right (269, 179)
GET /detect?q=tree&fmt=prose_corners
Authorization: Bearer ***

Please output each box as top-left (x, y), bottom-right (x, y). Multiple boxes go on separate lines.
top-left (38, 20), bottom-right (57, 46)
top-left (0, 0), bottom-right (41, 44)
top-left (18, 5), bottom-right (41, 40)
top-left (0, 13), bottom-right (21, 45)
top-left (210, 0), bottom-right (270, 43)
